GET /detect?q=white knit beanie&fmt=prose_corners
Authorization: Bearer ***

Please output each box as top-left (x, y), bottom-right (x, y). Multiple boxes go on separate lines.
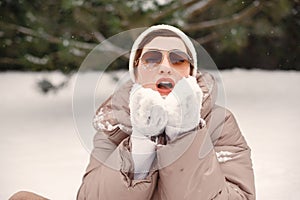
top-left (129, 24), bottom-right (197, 82)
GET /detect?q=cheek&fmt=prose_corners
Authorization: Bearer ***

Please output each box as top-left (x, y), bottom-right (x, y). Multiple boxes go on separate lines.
top-left (174, 67), bottom-right (190, 77)
top-left (136, 67), bottom-right (157, 89)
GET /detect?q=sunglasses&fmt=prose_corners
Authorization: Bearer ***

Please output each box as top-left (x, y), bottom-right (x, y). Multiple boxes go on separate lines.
top-left (139, 49), bottom-right (192, 69)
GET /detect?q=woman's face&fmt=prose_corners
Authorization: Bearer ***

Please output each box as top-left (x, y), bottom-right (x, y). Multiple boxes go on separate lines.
top-left (136, 36), bottom-right (191, 96)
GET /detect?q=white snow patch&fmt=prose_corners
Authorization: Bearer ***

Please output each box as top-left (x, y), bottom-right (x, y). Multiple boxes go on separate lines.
top-left (1, 69), bottom-right (300, 200)
top-left (216, 151), bottom-right (233, 157)
top-left (216, 151), bottom-right (233, 163)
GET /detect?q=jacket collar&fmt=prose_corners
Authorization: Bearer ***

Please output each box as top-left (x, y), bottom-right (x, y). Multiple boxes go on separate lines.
top-left (94, 71), bottom-right (218, 134)
top-left (196, 71), bottom-right (218, 119)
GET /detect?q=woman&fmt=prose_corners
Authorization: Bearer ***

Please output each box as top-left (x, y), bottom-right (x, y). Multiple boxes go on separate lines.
top-left (77, 25), bottom-right (255, 199)
top-left (10, 24), bottom-right (255, 200)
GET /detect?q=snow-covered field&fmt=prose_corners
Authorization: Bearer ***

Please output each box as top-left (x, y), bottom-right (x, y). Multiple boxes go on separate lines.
top-left (0, 69), bottom-right (299, 199)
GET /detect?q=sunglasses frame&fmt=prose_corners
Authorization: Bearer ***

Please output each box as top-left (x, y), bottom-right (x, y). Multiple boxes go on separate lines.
top-left (138, 49), bottom-right (193, 69)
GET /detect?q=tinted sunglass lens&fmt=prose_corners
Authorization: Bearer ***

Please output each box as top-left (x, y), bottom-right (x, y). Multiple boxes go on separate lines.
top-left (169, 51), bottom-right (190, 65)
top-left (141, 51), bottom-right (162, 64)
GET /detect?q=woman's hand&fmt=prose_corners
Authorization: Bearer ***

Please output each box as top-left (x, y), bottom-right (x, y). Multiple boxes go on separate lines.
top-left (164, 76), bottom-right (204, 141)
top-left (129, 84), bottom-right (168, 179)
top-left (129, 84), bottom-right (168, 138)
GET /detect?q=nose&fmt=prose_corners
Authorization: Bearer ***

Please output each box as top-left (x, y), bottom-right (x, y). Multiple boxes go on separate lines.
top-left (158, 54), bottom-right (172, 75)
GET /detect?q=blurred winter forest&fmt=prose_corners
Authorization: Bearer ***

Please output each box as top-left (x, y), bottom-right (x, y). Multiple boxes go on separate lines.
top-left (0, 0), bottom-right (299, 74)
top-left (1, 2), bottom-right (300, 198)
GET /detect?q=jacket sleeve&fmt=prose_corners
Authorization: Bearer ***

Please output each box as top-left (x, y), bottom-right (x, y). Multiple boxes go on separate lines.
top-left (156, 106), bottom-right (255, 200)
top-left (210, 106), bottom-right (255, 199)
top-left (77, 130), bottom-right (158, 200)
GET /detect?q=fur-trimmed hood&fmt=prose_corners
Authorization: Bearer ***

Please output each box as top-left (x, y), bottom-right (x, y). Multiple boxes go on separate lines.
top-left (128, 24), bottom-right (198, 82)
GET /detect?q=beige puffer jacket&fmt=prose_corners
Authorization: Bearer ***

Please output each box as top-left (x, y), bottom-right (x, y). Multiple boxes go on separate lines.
top-left (77, 72), bottom-right (255, 200)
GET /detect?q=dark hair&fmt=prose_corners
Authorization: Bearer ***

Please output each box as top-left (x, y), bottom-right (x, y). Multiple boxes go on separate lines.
top-left (133, 29), bottom-right (194, 76)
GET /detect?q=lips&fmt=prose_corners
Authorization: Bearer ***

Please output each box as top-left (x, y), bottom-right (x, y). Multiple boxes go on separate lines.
top-left (156, 78), bottom-right (175, 96)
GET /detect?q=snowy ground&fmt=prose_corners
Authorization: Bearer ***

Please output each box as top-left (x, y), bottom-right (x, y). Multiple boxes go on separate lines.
top-left (0, 69), bottom-right (299, 199)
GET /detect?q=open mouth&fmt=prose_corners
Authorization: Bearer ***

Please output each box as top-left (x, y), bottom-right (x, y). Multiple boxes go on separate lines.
top-left (156, 78), bottom-right (175, 95)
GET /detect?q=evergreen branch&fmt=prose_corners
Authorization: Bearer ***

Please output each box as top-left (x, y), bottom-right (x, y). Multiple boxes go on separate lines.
top-left (2, 22), bottom-right (128, 58)
top-left (92, 30), bottom-right (129, 58)
top-left (185, 0), bottom-right (217, 20)
top-left (0, 57), bottom-right (22, 65)
top-left (1, 21), bottom-right (96, 50)
top-left (197, 32), bottom-right (220, 44)
top-left (151, 0), bottom-right (200, 23)
top-left (183, 1), bottom-right (263, 32)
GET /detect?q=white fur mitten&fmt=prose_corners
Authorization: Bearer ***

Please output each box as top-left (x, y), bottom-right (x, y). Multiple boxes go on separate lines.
top-left (164, 76), bottom-right (205, 141)
top-left (129, 84), bottom-right (168, 179)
